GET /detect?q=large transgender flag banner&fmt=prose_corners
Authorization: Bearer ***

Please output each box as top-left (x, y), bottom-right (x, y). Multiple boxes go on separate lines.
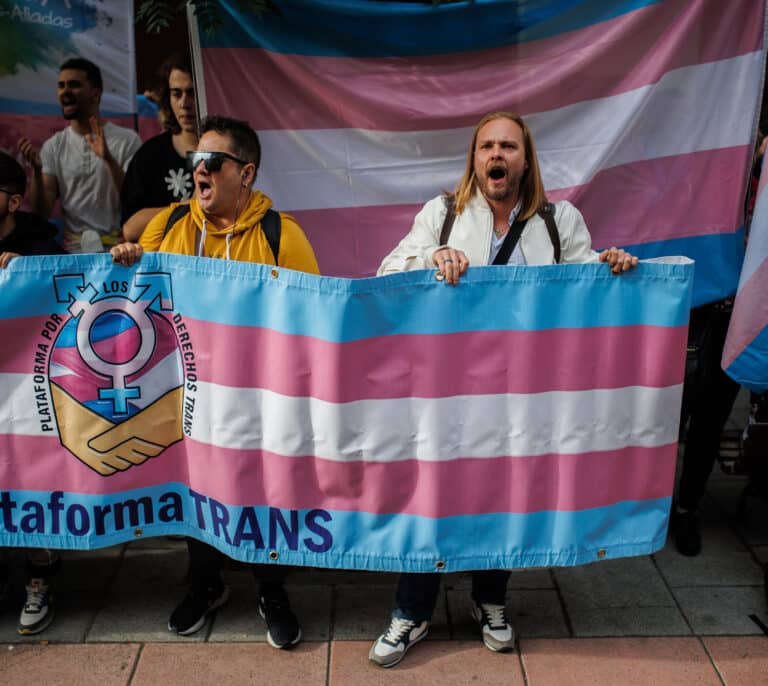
top-left (723, 169), bottom-right (768, 392)
top-left (0, 254), bottom-right (693, 571)
top-left (194, 0), bottom-right (765, 306)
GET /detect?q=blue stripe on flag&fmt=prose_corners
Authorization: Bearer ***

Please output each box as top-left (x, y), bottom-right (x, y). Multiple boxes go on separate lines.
top-left (202, 0), bottom-right (663, 56)
top-left (0, 97), bottom-right (134, 118)
top-left (0, 486), bottom-right (671, 571)
top-left (621, 230), bottom-right (745, 308)
top-left (0, 254), bottom-right (693, 340)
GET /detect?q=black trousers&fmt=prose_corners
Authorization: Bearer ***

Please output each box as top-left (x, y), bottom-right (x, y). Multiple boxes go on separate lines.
top-left (677, 302), bottom-right (741, 510)
top-left (186, 538), bottom-right (286, 594)
top-left (392, 570), bottom-right (511, 622)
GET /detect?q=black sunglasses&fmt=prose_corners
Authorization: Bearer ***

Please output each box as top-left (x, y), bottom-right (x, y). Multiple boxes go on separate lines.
top-left (186, 150), bottom-right (247, 173)
top-left (0, 187), bottom-right (21, 196)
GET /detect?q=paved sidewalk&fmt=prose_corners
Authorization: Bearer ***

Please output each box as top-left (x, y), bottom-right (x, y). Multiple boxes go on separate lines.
top-left (3, 410), bottom-right (768, 683)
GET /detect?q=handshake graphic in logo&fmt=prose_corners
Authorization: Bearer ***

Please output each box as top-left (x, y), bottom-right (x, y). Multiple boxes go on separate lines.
top-left (49, 272), bottom-right (184, 476)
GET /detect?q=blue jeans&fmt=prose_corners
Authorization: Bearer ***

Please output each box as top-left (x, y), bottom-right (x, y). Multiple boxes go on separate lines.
top-left (393, 570), bottom-right (511, 622)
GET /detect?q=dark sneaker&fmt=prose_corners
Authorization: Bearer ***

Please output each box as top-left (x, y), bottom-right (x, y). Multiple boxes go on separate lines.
top-left (471, 602), bottom-right (515, 652)
top-left (672, 508), bottom-right (701, 557)
top-left (168, 581), bottom-right (229, 636)
top-left (18, 578), bottom-right (55, 635)
top-left (369, 617), bottom-right (428, 667)
top-left (258, 592), bottom-right (302, 649)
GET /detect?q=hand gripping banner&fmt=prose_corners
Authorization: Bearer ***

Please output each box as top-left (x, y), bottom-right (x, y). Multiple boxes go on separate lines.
top-left (0, 254), bottom-right (693, 572)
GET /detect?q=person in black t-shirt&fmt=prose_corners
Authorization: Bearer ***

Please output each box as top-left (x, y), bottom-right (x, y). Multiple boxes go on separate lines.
top-left (0, 151), bottom-right (62, 268)
top-left (121, 53), bottom-right (199, 241)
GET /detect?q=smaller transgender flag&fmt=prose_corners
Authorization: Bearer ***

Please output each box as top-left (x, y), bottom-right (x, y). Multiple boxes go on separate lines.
top-left (723, 169), bottom-right (768, 392)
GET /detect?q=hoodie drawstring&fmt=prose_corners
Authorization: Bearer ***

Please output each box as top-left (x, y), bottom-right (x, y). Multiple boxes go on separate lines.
top-left (198, 219), bottom-right (207, 257)
top-left (197, 216), bottom-right (234, 260)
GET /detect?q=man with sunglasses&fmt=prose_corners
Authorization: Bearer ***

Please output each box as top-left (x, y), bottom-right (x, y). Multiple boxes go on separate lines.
top-left (0, 151), bottom-right (63, 636)
top-left (17, 57), bottom-right (141, 254)
top-left (111, 115), bottom-right (319, 649)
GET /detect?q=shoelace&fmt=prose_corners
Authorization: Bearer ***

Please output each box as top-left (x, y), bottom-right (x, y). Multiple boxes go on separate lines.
top-left (481, 604), bottom-right (508, 629)
top-left (24, 581), bottom-right (48, 612)
top-left (383, 617), bottom-right (417, 644)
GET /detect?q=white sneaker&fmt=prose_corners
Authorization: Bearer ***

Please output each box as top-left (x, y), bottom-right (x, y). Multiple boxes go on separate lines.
top-left (471, 602), bottom-right (515, 652)
top-left (369, 616), bottom-right (428, 667)
top-left (18, 578), bottom-right (55, 635)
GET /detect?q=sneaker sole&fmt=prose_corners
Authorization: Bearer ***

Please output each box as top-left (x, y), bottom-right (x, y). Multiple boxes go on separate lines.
top-left (369, 627), bottom-right (428, 668)
top-left (471, 606), bottom-right (516, 653)
top-left (258, 605), bottom-right (302, 649)
top-left (18, 606), bottom-right (55, 636)
top-left (169, 585), bottom-right (230, 636)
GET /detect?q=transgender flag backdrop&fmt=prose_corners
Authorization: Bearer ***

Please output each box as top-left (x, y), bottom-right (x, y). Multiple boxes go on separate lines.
top-left (0, 254), bottom-right (692, 571)
top-left (193, 0), bottom-right (766, 305)
top-left (723, 167), bottom-right (768, 392)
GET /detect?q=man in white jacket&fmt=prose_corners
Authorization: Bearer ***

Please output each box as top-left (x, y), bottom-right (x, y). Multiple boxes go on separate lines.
top-left (371, 111), bottom-right (637, 668)
top-left (378, 110), bottom-right (635, 282)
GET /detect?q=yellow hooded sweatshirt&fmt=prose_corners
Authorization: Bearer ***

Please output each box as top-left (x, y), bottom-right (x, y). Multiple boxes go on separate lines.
top-left (140, 190), bottom-right (320, 273)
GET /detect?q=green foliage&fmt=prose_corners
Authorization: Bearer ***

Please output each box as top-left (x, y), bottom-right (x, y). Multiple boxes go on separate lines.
top-left (136, 0), bottom-right (281, 35)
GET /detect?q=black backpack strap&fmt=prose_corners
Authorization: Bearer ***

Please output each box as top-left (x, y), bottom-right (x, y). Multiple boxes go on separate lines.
top-left (492, 216), bottom-right (528, 265)
top-left (439, 195), bottom-right (457, 246)
top-left (262, 208), bottom-right (282, 264)
top-left (537, 202), bottom-right (561, 264)
top-left (164, 204), bottom-right (281, 263)
top-left (163, 203), bottom-right (192, 236)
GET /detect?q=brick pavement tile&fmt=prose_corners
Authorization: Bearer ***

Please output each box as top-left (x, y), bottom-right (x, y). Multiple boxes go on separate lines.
top-left (132, 642), bottom-right (327, 686)
top-left (0, 643), bottom-right (139, 686)
top-left (554, 557), bottom-right (675, 609)
top-left (703, 636), bottom-right (768, 686)
top-left (565, 607), bottom-right (690, 637)
top-left (329, 640), bottom-right (524, 685)
top-left (655, 540), bottom-right (763, 588)
top-left (674, 586), bottom-right (768, 635)
top-left (519, 637), bottom-right (721, 686)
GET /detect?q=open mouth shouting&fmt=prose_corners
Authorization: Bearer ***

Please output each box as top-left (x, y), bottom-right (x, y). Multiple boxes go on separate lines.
top-left (196, 178), bottom-right (212, 202)
top-left (60, 95), bottom-right (78, 117)
top-left (488, 165), bottom-right (507, 184)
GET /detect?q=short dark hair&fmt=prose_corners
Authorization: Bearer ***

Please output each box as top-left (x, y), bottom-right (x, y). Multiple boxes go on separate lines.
top-left (0, 151), bottom-right (27, 196)
top-left (60, 57), bottom-right (103, 91)
top-left (157, 53), bottom-right (193, 135)
top-left (200, 115), bottom-right (261, 171)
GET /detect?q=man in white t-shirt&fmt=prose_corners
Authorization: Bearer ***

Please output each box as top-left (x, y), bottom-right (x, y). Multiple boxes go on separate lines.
top-left (18, 57), bottom-right (141, 253)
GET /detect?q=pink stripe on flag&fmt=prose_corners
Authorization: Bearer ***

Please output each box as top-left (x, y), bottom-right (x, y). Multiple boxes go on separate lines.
top-left (171, 320), bottom-right (688, 400)
top-left (293, 146), bottom-right (748, 277)
top-left (551, 146), bottom-right (749, 248)
top-left (2, 318), bottom-right (688, 397)
top-left (204, 0), bottom-right (761, 131)
top-left (0, 434), bottom-right (676, 517)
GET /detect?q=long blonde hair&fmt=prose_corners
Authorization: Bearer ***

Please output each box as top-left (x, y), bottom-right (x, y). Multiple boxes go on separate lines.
top-left (451, 111), bottom-right (546, 220)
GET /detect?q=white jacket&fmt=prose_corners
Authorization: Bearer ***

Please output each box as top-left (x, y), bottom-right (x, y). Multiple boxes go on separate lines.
top-left (378, 191), bottom-right (598, 275)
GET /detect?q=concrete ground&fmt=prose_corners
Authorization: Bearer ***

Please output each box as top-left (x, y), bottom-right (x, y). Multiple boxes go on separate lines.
top-left (2, 396), bottom-right (768, 685)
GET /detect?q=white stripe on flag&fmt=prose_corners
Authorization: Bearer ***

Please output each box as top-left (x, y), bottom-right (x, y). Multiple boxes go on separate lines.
top-left (188, 381), bottom-right (682, 461)
top-left (257, 53), bottom-right (760, 212)
top-left (0, 374), bottom-right (682, 456)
